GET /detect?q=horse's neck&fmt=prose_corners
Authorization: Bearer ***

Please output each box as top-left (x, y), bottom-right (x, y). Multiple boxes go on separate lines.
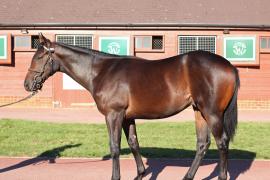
top-left (55, 45), bottom-right (105, 93)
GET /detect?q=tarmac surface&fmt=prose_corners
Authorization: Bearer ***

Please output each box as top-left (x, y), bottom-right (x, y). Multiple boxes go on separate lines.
top-left (0, 157), bottom-right (269, 180)
top-left (0, 107), bottom-right (269, 179)
top-left (0, 107), bottom-right (270, 124)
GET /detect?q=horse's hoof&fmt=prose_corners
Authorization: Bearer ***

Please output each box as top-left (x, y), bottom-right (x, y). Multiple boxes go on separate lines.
top-left (218, 177), bottom-right (227, 180)
top-left (134, 175), bottom-right (143, 180)
top-left (182, 176), bottom-right (193, 180)
top-left (134, 171), bottom-right (145, 180)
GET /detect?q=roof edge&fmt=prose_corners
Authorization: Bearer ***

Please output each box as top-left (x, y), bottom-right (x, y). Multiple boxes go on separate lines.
top-left (1, 23), bottom-right (270, 30)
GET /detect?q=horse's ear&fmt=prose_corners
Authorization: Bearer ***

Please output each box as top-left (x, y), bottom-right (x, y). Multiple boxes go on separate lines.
top-left (38, 32), bottom-right (52, 47)
top-left (39, 32), bottom-right (46, 44)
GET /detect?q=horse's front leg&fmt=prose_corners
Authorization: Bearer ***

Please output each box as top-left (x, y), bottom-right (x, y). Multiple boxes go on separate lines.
top-left (106, 110), bottom-right (125, 180)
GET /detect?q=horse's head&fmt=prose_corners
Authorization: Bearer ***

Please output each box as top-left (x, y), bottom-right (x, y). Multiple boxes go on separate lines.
top-left (24, 33), bottom-right (56, 92)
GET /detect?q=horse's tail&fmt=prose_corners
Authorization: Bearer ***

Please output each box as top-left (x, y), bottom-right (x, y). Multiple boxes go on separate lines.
top-left (223, 68), bottom-right (240, 140)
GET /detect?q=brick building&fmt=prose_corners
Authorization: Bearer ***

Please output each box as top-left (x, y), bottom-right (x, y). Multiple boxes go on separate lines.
top-left (0, 0), bottom-right (270, 109)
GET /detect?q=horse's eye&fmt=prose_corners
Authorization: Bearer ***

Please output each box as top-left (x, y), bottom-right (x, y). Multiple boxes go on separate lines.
top-left (37, 53), bottom-right (46, 59)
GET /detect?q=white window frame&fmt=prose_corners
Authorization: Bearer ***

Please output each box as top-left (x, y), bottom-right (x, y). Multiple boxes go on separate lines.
top-left (178, 35), bottom-right (217, 54)
top-left (56, 34), bottom-right (93, 49)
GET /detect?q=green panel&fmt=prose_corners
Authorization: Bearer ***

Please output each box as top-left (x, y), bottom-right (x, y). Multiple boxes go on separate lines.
top-left (0, 38), bottom-right (5, 58)
top-left (226, 39), bottom-right (253, 58)
top-left (224, 37), bottom-right (255, 61)
top-left (100, 37), bottom-right (129, 55)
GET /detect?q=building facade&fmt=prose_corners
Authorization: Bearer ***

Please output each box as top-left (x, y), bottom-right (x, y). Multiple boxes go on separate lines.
top-left (1, 0), bottom-right (270, 109)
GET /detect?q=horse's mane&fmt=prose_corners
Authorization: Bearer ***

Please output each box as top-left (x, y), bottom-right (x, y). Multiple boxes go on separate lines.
top-left (56, 42), bottom-right (121, 58)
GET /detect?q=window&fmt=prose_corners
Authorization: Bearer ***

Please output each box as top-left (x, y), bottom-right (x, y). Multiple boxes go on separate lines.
top-left (56, 35), bottom-right (93, 49)
top-left (31, 35), bottom-right (40, 49)
top-left (135, 35), bottom-right (164, 52)
top-left (13, 35), bottom-right (41, 51)
top-left (260, 37), bottom-right (270, 52)
top-left (135, 36), bottom-right (151, 49)
top-left (152, 36), bottom-right (163, 49)
top-left (178, 36), bottom-right (216, 54)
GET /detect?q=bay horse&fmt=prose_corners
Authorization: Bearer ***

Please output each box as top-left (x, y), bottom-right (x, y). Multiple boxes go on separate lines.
top-left (24, 33), bottom-right (239, 180)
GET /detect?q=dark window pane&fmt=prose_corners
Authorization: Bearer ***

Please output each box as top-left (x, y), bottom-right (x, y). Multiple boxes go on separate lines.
top-left (152, 36), bottom-right (163, 49)
top-left (179, 36), bottom-right (216, 54)
top-left (57, 36), bottom-right (74, 45)
top-left (75, 36), bottom-right (92, 49)
top-left (56, 35), bottom-right (93, 49)
top-left (198, 36), bottom-right (216, 53)
top-left (31, 36), bottom-right (40, 49)
top-left (179, 36), bottom-right (197, 54)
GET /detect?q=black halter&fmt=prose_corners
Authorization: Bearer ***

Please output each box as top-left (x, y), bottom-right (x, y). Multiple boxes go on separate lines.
top-left (28, 45), bottom-right (55, 91)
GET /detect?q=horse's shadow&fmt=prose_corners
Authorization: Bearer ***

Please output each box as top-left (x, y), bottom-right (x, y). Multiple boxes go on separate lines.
top-left (0, 145), bottom-right (256, 179)
top-left (0, 143), bottom-right (81, 173)
top-left (103, 147), bottom-right (256, 180)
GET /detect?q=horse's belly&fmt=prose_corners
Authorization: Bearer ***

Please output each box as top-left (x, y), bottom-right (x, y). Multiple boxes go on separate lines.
top-left (126, 93), bottom-right (192, 120)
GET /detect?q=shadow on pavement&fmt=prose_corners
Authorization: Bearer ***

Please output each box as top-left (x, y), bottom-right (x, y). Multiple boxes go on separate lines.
top-left (0, 144), bottom-right (81, 173)
top-left (103, 147), bottom-right (256, 180)
top-left (0, 145), bottom-right (256, 179)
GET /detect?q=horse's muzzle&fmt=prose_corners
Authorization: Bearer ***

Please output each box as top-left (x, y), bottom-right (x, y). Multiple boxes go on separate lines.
top-left (24, 78), bottom-right (43, 92)
top-left (24, 80), bottom-right (32, 92)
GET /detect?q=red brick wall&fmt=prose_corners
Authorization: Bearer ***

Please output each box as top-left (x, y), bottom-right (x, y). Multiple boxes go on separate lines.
top-left (0, 51), bottom-right (53, 107)
top-left (0, 29), bottom-right (270, 109)
top-left (238, 54), bottom-right (270, 100)
top-left (235, 53), bottom-right (270, 109)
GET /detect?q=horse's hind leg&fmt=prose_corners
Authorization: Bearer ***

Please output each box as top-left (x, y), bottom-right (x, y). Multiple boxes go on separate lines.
top-left (123, 119), bottom-right (145, 180)
top-left (183, 107), bottom-right (211, 180)
top-left (214, 132), bottom-right (229, 180)
top-left (209, 119), bottom-right (230, 180)
top-left (204, 112), bottom-right (230, 180)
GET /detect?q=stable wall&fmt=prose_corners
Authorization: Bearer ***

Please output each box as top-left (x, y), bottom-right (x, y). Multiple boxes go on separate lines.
top-left (0, 29), bottom-right (269, 109)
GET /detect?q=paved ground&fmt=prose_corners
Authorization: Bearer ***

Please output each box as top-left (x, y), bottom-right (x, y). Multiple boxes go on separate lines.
top-left (0, 157), bottom-right (269, 180)
top-left (0, 108), bottom-right (269, 179)
top-left (0, 107), bottom-right (270, 124)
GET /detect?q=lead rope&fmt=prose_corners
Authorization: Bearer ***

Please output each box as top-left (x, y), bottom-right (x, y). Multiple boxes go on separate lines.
top-left (0, 91), bottom-right (38, 108)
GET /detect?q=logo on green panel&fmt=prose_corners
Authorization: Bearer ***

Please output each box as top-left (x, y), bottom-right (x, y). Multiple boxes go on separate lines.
top-left (100, 37), bottom-right (129, 55)
top-left (224, 37), bottom-right (255, 61)
top-left (233, 42), bottom-right (247, 56)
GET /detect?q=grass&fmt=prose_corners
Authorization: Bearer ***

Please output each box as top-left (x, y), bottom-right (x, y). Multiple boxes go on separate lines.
top-left (0, 119), bottom-right (269, 159)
